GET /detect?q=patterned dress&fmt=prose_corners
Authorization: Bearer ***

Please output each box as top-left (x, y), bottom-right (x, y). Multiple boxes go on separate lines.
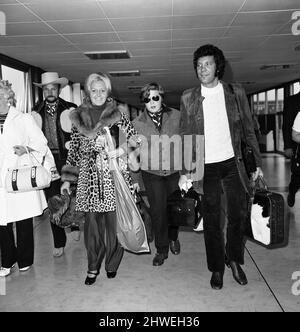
top-left (66, 112), bottom-right (140, 213)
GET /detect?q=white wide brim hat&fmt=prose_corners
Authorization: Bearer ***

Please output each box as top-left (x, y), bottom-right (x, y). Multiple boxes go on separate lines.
top-left (33, 72), bottom-right (68, 89)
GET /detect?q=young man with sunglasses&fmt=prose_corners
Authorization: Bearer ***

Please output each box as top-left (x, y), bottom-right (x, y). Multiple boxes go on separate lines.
top-left (132, 82), bottom-right (182, 266)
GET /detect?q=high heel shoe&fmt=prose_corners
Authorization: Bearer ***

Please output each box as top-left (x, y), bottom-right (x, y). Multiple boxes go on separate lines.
top-left (85, 271), bottom-right (99, 285)
top-left (225, 259), bottom-right (248, 285)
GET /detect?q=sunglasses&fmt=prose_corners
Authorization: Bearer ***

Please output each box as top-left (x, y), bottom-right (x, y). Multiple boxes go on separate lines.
top-left (143, 95), bottom-right (161, 103)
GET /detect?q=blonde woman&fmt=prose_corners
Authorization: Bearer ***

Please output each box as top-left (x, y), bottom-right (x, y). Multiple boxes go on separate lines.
top-left (61, 73), bottom-right (140, 285)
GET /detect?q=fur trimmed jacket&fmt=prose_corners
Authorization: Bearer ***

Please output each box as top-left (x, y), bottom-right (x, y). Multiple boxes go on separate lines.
top-left (62, 99), bottom-right (140, 213)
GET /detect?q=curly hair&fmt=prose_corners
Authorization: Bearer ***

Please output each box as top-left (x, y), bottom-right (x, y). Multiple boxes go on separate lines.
top-left (0, 79), bottom-right (16, 107)
top-left (140, 82), bottom-right (164, 103)
top-left (193, 44), bottom-right (226, 79)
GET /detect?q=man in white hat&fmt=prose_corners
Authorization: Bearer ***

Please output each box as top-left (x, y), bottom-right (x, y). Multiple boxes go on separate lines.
top-left (32, 72), bottom-right (80, 257)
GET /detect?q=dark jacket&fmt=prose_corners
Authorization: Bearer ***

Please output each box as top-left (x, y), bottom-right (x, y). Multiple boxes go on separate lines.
top-left (33, 97), bottom-right (77, 161)
top-left (179, 81), bottom-right (261, 194)
top-left (132, 106), bottom-right (181, 177)
top-left (283, 92), bottom-right (300, 151)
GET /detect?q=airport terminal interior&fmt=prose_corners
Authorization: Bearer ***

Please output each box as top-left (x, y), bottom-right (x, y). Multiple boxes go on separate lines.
top-left (0, 0), bottom-right (300, 312)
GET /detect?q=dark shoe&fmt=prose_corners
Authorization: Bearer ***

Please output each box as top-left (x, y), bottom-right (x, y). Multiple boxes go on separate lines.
top-left (210, 272), bottom-right (223, 290)
top-left (287, 193), bottom-right (295, 207)
top-left (152, 253), bottom-right (168, 266)
top-left (85, 271), bottom-right (99, 285)
top-left (226, 260), bottom-right (248, 285)
top-left (169, 239), bottom-right (181, 255)
top-left (106, 271), bottom-right (117, 279)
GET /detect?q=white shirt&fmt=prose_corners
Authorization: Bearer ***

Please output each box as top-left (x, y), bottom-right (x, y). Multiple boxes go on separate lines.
top-left (202, 82), bottom-right (234, 164)
top-left (292, 112), bottom-right (300, 132)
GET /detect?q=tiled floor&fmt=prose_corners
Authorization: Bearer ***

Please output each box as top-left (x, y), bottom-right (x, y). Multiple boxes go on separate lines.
top-left (0, 154), bottom-right (299, 312)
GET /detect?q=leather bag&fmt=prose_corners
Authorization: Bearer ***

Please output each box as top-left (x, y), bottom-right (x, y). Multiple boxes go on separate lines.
top-left (245, 177), bottom-right (285, 248)
top-left (5, 148), bottom-right (51, 193)
top-left (167, 188), bottom-right (202, 227)
top-left (48, 187), bottom-right (84, 228)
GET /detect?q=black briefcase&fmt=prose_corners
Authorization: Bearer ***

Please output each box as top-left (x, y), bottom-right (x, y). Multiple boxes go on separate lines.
top-left (167, 188), bottom-right (202, 227)
top-left (245, 177), bottom-right (285, 248)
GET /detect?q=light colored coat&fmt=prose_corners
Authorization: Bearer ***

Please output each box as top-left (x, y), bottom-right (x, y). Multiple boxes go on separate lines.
top-left (0, 107), bottom-right (48, 225)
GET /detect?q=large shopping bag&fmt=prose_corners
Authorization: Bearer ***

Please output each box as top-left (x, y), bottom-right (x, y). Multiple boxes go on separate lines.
top-left (104, 127), bottom-right (149, 254)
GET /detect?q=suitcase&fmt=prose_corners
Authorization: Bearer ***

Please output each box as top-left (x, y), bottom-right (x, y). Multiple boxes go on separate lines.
top-left (167, 188), bottom-right (203, 228)
top-left (245, 177), bottom-right (285, 248)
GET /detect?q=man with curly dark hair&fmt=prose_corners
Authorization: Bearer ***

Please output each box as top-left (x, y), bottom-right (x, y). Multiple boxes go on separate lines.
top-left (179, 44), bottom-right (263, 290)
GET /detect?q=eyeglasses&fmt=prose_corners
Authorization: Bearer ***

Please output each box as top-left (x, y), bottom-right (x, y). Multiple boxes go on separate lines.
top-left (143, 95), bottom-right (161, 103)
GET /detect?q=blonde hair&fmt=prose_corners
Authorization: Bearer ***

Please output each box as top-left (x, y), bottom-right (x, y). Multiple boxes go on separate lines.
top-left (84, 73), bottom-right (112, 97)
top-left (0, 80), bottom-right (16, 107)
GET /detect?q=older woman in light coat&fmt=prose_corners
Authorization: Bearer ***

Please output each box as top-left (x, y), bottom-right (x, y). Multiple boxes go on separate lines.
top-left (0, 80), bottom-right (48, 277)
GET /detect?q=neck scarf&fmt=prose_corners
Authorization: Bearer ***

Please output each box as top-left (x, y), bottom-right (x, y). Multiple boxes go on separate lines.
top-left (147, 109), bottom-right (163, 131)
top-left (45, 100), bottom-right (58, 116)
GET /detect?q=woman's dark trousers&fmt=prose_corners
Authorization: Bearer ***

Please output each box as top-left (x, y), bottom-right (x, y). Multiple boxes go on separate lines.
top-left (0, 218), bottom-right (34, 269)
top-left (84, 211), bottom-right (124, 273)
top-left (203, 157), bottom-right (247, 273)
top-left (142, 171), bottom-right (179, 255)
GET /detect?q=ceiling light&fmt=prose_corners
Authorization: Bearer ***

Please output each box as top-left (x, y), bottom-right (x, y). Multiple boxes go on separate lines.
top-left (236, 81), bottom-right (256, 85)
top-left (108, 70), bottom-right (140, 77)
top-left (260, 64), bottom-right (294, 70)
top-left (84, 50), bottom-right (130, 60)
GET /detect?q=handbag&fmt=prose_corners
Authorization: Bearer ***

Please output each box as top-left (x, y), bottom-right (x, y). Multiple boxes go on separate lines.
top-left (229, 84), bottom-right (257, 177)
top-left (245, 177), bottom-right (285, 248)
top-left (105, 127), bottom-right (150, 254)
top-left (167, 188), bottom-right (203, 228)
top-left (48, 187), bottom-right (85, 228)
top-left (5, 147), bottom-right (51, 193)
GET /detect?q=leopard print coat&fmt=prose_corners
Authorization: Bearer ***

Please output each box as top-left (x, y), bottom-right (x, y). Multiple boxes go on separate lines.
top-left (65, 100), bottom-right (140, 213)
